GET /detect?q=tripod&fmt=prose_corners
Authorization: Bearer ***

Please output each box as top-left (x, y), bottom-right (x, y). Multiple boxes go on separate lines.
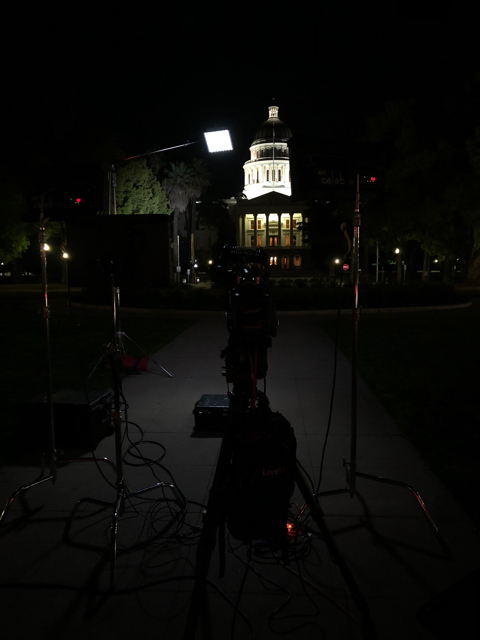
top-left (184, 382), bottom-right (376, 639)
top-left (183, 243), bottom-right (377, 638)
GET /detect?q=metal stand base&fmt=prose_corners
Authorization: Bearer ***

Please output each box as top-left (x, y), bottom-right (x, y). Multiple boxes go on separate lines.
top-left (316, 461), bottom-right (439, 535)
top-left (119, 331), bottom-right (172, 378)
top-left (63, 467), bottom-right (185, 590)
top-left (1, 454), bottom-right (185, 591)
top-left (0, 454), bottom-right (115, 526)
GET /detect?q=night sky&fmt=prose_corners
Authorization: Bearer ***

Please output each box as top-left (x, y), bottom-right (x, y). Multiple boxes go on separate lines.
top-left (4, 9), bottom-right (476, 199)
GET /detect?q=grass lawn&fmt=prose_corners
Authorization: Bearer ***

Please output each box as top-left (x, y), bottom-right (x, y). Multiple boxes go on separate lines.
top-left (317, 300), bottom-right (480, 526)
top-left (0, 290), bottom-right (195, 463)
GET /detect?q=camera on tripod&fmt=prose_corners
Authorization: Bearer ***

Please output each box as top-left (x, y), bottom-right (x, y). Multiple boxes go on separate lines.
top-left (215, 245), bottom-right (277, 386)
top-left (209, 246), bottom-right (296, 548)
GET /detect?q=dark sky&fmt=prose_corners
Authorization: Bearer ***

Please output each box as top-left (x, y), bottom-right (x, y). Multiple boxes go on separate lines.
top-left (5, 9), bottom-right (477, 198)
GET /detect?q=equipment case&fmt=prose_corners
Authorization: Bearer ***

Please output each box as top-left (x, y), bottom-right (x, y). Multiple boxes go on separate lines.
top-left (193, 394), bottom-right (230, 431)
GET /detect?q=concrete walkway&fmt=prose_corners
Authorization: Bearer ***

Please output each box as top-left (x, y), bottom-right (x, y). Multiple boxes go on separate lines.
top-left (1, 312), bottom-right (478, 639)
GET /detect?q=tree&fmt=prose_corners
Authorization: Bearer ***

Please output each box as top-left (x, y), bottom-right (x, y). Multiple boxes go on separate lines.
top-left (362, 94), bottom-right (480, 281)
top-left (197, 197), bottom-right (236, 260)
top-left (116, 159), bottom-right (171, 216)
top-left (0, 175), bottom-right (31, 266)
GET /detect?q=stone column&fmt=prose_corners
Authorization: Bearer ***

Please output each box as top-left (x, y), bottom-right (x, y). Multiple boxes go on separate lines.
top-left (239, 214), bottom-right (245, 246)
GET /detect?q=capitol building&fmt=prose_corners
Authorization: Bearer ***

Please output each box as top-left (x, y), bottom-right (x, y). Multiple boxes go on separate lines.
top-left (234, 105), bottom-right (309, 272)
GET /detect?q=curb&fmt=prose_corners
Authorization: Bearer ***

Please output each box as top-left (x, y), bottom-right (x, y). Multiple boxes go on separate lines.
top-left (70, 301), bottom-right (473, 316)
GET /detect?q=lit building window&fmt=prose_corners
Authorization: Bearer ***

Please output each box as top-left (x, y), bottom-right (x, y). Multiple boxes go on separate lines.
top-left (270, 256), bottom-right (278, 266)
top-left (294, 255), bottom-right (301, 268)
top-left (285, 219), bottom-right (290, 229)
top-left (282, 255), bottom-right (288, 268)
top-left (292, 235), bottom-right (297, 246)
top-left (285, 235), bottom-right (290, 246)
top-left (266, 169), bottom-right (269, 182)
top-left (257, 235), bottom-right (262, 246)
top-left (250, 220), bottom-right (255, 230)
top-left (269, 235), bottom-right (278, 247)
top-left (257, 219), bottom-right (262, 230)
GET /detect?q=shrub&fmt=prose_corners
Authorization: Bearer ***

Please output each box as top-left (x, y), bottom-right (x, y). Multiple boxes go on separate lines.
top-left (294, 279), bottom-right (309, 288)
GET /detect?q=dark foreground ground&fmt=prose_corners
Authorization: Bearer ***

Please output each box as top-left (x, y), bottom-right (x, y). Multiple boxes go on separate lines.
top-left (1, 299), bottom-right (479, 640)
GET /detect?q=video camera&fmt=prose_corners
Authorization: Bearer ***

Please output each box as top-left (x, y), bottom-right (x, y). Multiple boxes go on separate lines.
top-left (214, 246), bottom-right (277, 386)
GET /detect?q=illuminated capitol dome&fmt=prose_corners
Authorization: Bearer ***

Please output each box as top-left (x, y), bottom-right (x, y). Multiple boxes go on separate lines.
top-left (243, 105), bottom-right (292, 199)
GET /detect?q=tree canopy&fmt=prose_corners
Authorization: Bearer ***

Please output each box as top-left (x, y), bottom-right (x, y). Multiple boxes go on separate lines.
top-left (360, 86), bottom-right (480, 277)
top-left (0, 175), bottom-right (31, 264)
top-left (116, 158), bottom-right (171, 215)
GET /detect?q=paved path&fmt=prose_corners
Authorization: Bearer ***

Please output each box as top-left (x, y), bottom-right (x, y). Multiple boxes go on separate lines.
top-left (1, 313), bottom-right (478, 639)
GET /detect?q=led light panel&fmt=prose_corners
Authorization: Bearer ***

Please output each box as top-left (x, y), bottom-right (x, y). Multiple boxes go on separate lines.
top-left (204, 130), bottom-right (233, 153)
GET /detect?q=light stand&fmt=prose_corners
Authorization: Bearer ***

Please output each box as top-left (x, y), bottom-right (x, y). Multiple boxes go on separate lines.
top-left (0, 210), bottom-right (184, 591)
top-left (305, 174), bottom-right (439, 534)
top-left (63, 266), bottom-right (185, 589)
top-left (0, 203), bottom-right (117, 523)
top-left (0, 208), bottom-right (58, 524)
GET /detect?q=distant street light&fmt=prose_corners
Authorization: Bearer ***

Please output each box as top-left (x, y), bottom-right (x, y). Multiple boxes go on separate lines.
top-left (395, 247), bottom-right (402, 282)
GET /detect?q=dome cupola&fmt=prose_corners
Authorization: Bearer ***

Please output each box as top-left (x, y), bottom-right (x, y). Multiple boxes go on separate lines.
top-left (252, 106), bottom-right (293, 144)
top-left (243, 105), bottom-right (292, 200)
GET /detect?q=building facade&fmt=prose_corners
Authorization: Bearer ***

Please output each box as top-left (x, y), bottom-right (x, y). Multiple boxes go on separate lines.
top-left (233, 105), bottom-right (309, 273)
top-left (234, 192), bottom-right (306, 271)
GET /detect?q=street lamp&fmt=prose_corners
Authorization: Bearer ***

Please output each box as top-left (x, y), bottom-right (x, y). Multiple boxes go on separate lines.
top-left (395, 247), bottom-right (402, 283)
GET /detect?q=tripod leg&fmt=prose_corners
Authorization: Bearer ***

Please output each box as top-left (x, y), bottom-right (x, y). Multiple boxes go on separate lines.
top-left (122, 333), bottom-right (173, 378)
top-left (110, 489), bottom-right (124, 590)
top-left (0, 474), bottom-right (54, 526)
top-left (355, 471), bottom-right (439, 534)
top-left (183, 420), bottom-right (236, 640)
top-left (294, 462), bottom-right (377, 640)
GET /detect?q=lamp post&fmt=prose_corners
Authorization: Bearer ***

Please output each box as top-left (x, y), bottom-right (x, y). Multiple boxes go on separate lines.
top-left (395, 247), bottom-right (402, 283)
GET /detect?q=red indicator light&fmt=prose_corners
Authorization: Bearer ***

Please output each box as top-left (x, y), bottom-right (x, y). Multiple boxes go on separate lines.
top-left (75, 198), bottom-right (81, 204)
top-left (370, 177), bottom-right (375, 182)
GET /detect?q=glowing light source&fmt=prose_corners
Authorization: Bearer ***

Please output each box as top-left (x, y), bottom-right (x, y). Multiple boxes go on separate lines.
top-left (43, 244), bottom-right (50, 251)
top-left (62, 252), bottom-right (69, 259)
top-left (203, 130), bottom-right (233, 153)
top-left (335, 259), bottom-right (340, 264)
top-left (395, 248), bottom-right (400, 254)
